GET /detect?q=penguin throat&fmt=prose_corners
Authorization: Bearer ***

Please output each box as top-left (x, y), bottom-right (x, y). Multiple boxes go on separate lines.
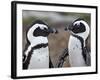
top-left (28, 37), bottom-right (48, 47)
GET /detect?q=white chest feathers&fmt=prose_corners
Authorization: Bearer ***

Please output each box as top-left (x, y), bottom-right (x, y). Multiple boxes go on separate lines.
top-left (68, 35), bottom-right (86, 67)
top-left (28, 46), bottom-right (49, 69)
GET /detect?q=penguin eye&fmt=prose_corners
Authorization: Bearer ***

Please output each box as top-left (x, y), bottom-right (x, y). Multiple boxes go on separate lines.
top-left (39, 26), bottom-right (48, 30)
top-left (74, 23), bottom-right (80, 27)
top-left (44, 28), bottom-right (47, 31)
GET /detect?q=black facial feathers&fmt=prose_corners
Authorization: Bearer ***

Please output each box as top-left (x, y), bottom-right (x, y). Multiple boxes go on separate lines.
top-left (69, 18), bottom-right (86, 33)
top-left (71, 22), bottom-right (86, 33)
top-left (33, 27), bottom-right (50, 37)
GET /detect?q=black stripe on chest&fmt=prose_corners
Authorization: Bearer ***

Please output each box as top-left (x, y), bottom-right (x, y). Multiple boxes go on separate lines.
top-left (34, 43), bottom-right (48, 49)
top-left (23, 43), bottom-right (48, 69)
top-left (72, 34), bottom-right (87, 63)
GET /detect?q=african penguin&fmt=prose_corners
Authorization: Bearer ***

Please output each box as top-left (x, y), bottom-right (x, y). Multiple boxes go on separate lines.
top-left (65, 19), bottom-right (90, 67)
top-left (23, 20), bottom-right (58, 69)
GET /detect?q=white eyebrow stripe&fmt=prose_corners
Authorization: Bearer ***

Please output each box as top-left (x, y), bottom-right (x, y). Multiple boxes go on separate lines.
top-left (73, 21), bottom-right (81, 26)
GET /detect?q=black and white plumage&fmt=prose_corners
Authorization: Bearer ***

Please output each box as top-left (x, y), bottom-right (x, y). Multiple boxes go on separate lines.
top-left (64, 19), bottom-right (90, 67)
top-left (23, 20), bottom-right (58, 69)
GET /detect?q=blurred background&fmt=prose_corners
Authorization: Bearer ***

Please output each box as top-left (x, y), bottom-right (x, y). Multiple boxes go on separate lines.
top-left (22, 10), bottom-right (91, 68)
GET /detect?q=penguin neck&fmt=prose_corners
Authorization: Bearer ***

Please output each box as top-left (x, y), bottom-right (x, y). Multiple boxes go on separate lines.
top-left (29, 36), bottom-right (48, 47)
top-left (71, 33), bottom-right (85, 47)
top-left (76, 32), bottom-right (88, 42)
top-left (71, 28), bottom-right (89, 47)
top-left (75, 32), bottom-right (89, 47)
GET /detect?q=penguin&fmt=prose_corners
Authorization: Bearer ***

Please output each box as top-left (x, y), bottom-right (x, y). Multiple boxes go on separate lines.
top-left (23, 20), bottom-right (58, 69)
top-left (64, 19), bottom-right (91, 67)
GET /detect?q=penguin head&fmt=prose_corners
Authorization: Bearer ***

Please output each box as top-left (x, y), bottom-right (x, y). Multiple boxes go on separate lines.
top-left (65, 19), bottom-right (90, 39)
top-left (27, 20), bottom-right (58, 44)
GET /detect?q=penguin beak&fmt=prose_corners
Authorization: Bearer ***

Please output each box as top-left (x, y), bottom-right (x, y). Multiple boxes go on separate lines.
top-left (48, 27), bottom-right (58, 34)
